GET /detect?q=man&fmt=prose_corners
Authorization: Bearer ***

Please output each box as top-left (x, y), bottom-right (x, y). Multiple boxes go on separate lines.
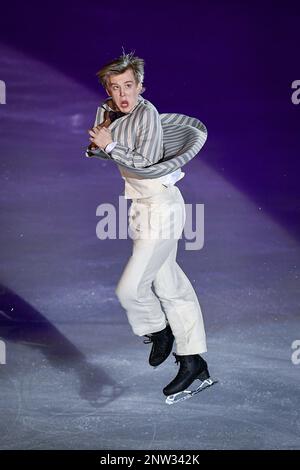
top-left (86, 51), bottom-right (212, 402)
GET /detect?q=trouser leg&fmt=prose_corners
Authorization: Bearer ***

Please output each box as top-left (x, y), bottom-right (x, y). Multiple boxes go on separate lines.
top-left (115, 237), bottom-right (179, 336)
top-left (152, 243), bottom-right (207, 355)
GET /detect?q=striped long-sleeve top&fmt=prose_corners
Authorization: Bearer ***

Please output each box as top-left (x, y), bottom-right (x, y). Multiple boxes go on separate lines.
top-left (85, 95), bottom-right (207, 179)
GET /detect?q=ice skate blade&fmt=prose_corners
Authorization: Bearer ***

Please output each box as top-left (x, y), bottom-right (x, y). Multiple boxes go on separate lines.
top-left (165, 378), bottom-right (218, 405)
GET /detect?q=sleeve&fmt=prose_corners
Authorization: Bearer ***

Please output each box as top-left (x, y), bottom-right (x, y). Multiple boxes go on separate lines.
top-left (108, 107), bottom-right (163, 168)
top-left (105, 141), bottom-right (118, 153)
top-left (85, 106), bottom-right (112, 160)
top-left (85, 146), bottom-right (111, 159)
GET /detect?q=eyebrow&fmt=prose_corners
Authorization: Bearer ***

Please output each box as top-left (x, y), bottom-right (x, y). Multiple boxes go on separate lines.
top-left (110, 80), bottom-right (133, 85)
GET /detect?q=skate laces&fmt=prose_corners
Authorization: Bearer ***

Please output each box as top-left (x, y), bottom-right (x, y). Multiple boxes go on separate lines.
top-left (143, 334), bottom-right (167, 354)
top-left (172, 353), bottom-right (189, 372)
top-left (143, 335), bottom-right (152, 344)
top-left (143, 334), bottom-right (161, 345)
top-left (143, 328), bottom-right (165, 345)
top-left (173, 352), bottom-right (180, 364)
top-left (173, 352), bottom-right (185, 366)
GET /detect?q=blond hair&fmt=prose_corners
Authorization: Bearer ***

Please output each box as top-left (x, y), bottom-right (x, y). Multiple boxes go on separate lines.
top-left (96, 49), bottom-right (146, 93)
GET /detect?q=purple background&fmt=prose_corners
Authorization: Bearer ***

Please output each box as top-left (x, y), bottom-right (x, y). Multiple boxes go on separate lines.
top-left (1, 0), bottom-right (299, 236)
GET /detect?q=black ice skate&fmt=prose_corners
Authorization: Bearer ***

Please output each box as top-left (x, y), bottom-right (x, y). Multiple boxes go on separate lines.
top-left (163, 353), bottom-right (217, 405)
top-left (143, 323), bottom-right (174, 367)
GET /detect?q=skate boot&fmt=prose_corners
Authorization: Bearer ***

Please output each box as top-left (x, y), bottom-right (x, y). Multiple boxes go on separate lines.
top-left (143, 323), bottom-right (174, 367)
top-left (163, 353), bottom-right (217, 404)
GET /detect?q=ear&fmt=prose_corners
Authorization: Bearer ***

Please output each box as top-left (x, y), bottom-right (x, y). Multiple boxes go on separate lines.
top-left (105, 88), bottom-right (110, 96)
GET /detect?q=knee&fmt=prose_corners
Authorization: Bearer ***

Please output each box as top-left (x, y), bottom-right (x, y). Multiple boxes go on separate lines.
top-left (115, 281), bottom-right (137, 307)
top-left (115, 282), bottom-right (126, 304)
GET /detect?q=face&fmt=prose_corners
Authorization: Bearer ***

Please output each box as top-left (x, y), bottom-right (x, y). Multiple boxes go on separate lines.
top-left (105, 68), bottom-right (143, 113)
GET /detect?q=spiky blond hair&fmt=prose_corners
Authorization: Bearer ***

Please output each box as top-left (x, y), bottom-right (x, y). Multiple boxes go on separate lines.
top-left (96, 48), bottom-right (146, 93)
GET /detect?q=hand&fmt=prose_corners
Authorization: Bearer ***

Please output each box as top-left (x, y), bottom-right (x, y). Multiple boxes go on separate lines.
top-left (88, 126), bottom-right (112, 150)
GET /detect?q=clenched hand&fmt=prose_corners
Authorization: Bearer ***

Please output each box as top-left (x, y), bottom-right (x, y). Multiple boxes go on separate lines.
top-left (88, 126), bottom-right (113, 150)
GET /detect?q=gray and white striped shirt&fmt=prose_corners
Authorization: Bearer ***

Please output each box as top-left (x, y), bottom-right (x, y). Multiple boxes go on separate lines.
top-left (85, 94), bottom-right (207, 179)
top-left (87, 95), bottom-right (163, 167)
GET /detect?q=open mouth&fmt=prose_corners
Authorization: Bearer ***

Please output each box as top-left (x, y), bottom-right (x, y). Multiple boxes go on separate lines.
top-left (121, 101), bottom-right (129, 107)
